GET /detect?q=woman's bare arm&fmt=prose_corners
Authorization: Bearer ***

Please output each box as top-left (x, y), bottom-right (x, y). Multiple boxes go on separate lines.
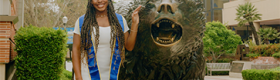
top-left (72, 33), bottom-right (82, 80)
top-left (125, 5), bottom-right (142, 51)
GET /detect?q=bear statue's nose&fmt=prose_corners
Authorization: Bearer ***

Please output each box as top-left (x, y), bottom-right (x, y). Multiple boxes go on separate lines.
top-left (157, 0), bottom-right (174, 14)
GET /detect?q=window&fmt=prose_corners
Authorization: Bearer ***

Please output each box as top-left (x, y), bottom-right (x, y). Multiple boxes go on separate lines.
top-left (204, 0), bottom-right (229, 22)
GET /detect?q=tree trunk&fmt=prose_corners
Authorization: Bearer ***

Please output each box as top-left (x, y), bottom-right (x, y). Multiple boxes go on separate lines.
top-left (249, 22), bottom-right (260, 45)
top-left (211, 51), bottom-right (217, 63)
top-left (212, 57), bottom-right (217, 63)
top-left (265, 39), bottom-right (270, 44)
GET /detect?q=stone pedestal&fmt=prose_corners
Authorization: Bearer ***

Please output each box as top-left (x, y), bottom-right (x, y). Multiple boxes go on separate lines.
top-left (229, 61), bottom-right (252, 78)
top-left (0, 64), bottom-right (5, 80)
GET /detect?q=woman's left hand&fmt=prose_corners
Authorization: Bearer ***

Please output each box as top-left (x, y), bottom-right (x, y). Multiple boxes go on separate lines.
top-left (132, 5), bottom-right (142, 25)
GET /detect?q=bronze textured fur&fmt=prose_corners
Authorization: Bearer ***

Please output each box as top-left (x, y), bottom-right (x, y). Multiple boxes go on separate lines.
top-left (119, 0), bottom-right (205, 79)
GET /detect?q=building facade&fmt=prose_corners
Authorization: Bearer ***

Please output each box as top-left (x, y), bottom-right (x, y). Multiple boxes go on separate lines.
top-left (204, 0), bottom-right (231, 22)
top-left (223, 0), bottom-right (280, 42)
top-left (203, 0), bottom-right (240, 22)
top-left (0, 0), bottom-right (24, 80)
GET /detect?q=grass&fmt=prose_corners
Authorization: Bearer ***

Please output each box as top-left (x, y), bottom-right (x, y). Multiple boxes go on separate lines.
top-left (61, 69), bottom-right (72, 80)
top-left (269, 67), bottom-right (280, 71)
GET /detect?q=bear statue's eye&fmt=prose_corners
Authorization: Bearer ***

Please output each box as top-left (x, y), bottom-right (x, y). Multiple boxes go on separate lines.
top-left (174, 0), bottom-right (182, 3)
top-left (149, 0), bottom-right (157, 2)
top-left (146, 3), bottom-right (156, 9)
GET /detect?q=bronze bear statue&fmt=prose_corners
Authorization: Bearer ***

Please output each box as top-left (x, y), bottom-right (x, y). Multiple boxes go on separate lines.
top-left (119, 0), bottom-right (206, 79)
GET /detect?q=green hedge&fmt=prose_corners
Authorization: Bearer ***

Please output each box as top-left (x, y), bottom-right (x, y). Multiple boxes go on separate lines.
top-left (206, 58), bottom-right (234, 63)
top-left (246, 53), bottom-right (260, 58)
top-left (14, 25), bottom-right (68, 80)
top-left (242, 67), bottom-right (280, 80)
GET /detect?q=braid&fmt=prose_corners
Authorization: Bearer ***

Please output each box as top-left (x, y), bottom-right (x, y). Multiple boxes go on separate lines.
top-left (80, 0), bottom-right (125, 64)
top-left (107, 0), bottom-right (125, 64)
top-left (80, 0), bottom-right (99, 64)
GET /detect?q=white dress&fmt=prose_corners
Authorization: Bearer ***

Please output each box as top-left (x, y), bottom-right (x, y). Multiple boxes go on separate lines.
top-left (73, 16), bottom-right (129, 80)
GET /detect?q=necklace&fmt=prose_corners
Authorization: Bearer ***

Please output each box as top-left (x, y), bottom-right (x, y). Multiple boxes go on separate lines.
top-left (97, 14), bottom-right (107, 17)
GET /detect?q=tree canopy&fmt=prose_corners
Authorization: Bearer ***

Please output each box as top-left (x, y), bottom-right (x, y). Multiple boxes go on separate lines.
top-left (235, 2), bottom-right (262, 27)
top-left (258, 27), bottom-right (280, 44)
top-left (24, 0), bottom-right (88, 27)
top-left (203, 21), bottom-right (242, 62)
top-left (235, 2), bottom-right (262, 45)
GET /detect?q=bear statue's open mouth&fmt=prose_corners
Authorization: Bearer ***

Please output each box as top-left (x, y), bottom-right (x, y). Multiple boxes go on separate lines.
top-left (151, 18), bottom-right (182, 47)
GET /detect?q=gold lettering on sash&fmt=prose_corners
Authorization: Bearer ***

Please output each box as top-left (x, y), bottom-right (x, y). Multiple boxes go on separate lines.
top-left (115, 54), bottom-right (117, 60)
top-left (89, 54), bottom-right (94, 59)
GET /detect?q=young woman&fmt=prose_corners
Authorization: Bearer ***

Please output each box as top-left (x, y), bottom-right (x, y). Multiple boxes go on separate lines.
top-left (72, 0), bottom-right (141, 80)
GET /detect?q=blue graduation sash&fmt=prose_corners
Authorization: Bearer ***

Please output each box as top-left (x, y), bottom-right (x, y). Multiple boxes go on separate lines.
top-left (79, 13), bottom-right (124, 80)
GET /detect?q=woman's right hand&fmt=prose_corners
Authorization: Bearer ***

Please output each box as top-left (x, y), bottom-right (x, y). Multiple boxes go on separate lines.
top-left (132, 5), bottom-right (142, 25)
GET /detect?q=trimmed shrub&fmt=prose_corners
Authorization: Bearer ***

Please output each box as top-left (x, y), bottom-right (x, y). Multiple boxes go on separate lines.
top-left (242, 67), bottom-right (280, 80)
top-left (206, 58), bottom-right (234, 63)
top-left (212, 71), bottom-right (229, 75)
top-left (216, 58), bottom-right (234, 63)
top-left (14, 25), bottom-right (67, 80)
top-left (246, 53), bottom-right (259, 58)
top-left (249, 44), bottom-right (280, 56)
top-left (205, 67), bottom-right (229, 75)
top-left (61, 69), bottom-right (72, 80)
top-left (272, 52), bottom-right (280, 58)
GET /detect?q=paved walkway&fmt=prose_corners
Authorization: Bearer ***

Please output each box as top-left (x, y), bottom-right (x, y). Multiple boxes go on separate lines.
top-left (67, 61), bottom-right (243, 80)
top-left (205, 76), bottom-right (242, 80)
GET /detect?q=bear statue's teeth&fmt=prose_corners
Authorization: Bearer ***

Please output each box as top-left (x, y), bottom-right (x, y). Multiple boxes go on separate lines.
top-left (157, 23), bottom-right (160, 28)
top-left (157, 37), bottom-right (174, 43)
top-left (171, 34), bottom-right (176, 42)
top-left (157, 37), bottom-right (159, 41)
top-left (172, 24), bottom-right (175, 28)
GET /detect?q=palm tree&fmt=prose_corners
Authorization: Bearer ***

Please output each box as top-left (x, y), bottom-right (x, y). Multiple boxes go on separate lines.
top-left (235, 2), bottom-right (262, 45)
top-left (257, 27), bottom-right (280, 44)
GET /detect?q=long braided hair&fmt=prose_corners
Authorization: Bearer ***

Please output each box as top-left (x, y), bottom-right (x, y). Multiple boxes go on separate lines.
top-left (80, 0), bottom-right (125, 64)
